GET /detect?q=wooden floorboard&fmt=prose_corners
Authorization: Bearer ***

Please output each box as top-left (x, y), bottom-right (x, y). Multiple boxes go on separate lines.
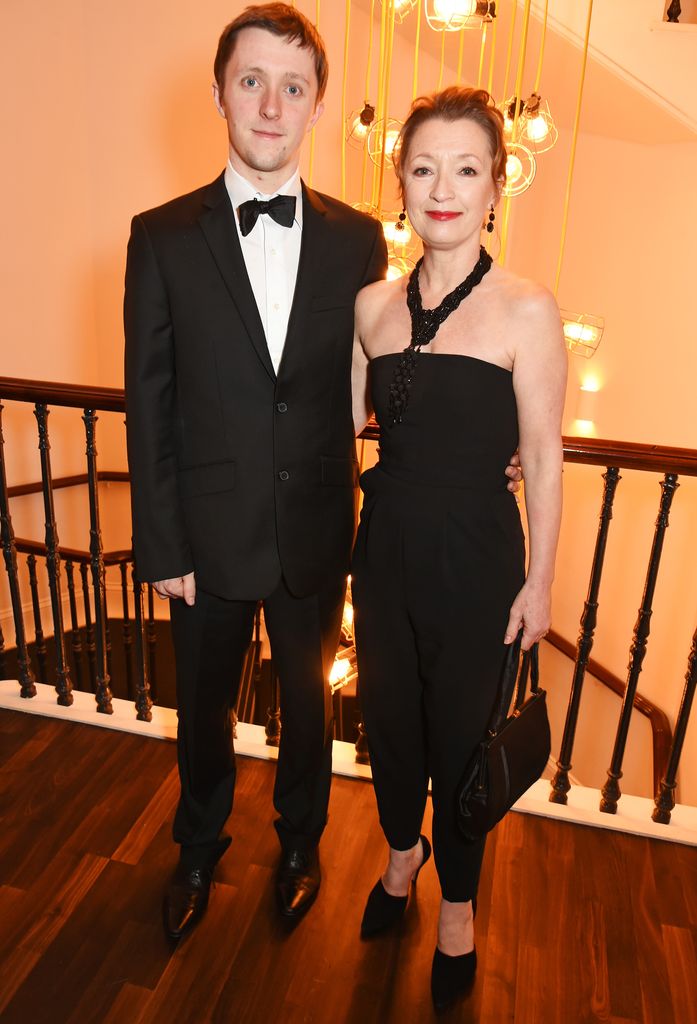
top-left (0, 708), bottom-right (695, 1024)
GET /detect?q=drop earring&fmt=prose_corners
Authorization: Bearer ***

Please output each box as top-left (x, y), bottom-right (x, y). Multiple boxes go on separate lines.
top-left (395, 209), bottom-right (407, 232)
top-left (486, 205), bottom-right (495, 233)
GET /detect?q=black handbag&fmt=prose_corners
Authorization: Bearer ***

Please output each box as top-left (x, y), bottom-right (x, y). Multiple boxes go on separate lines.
top-left (456, 633), bottom-right (551, 841)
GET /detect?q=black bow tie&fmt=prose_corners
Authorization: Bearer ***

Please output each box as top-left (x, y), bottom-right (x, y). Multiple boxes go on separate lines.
top-left (238, 194), bottom-right (296, 236)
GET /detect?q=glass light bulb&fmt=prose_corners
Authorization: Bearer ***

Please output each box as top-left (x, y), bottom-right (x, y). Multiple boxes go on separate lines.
top-left (384, 129), bottom-right (400, 157)
top-left (433, 0), bottom-right (478, 18)
top-left (329, 659), bottom-right (349, 685)
top-left (527, 115), bottom-right (549, 142)
top-left (505, 153), bottom-right (523, 183)
top-left (564, 323), bottom-right (600, 344)
top-left (352, 116), bottom-right (369, 140)
top-left (383, 220), bottom-right (413, 246)
top-left (387, 262), bottom-right (406, 280)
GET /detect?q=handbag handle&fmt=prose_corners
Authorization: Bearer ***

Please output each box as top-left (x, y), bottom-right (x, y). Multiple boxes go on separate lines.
top-left (487, 632), bottom-right (540, 737)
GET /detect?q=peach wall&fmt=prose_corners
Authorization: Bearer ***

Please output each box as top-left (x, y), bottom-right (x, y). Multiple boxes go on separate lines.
top-left (2, 1), bottom-right (696, 802)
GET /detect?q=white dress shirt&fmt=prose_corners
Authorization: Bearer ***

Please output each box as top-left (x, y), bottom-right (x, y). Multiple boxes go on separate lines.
top-left (224, 161), bottom-right (303, 374)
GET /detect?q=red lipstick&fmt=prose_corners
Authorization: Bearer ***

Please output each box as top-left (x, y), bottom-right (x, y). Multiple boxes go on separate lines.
top-left (426, 211), bottom-right (461, 221)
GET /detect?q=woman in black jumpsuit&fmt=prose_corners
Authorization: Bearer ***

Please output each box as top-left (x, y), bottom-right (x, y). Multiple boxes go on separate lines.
top-left (351, 86), bottom-right (567, 1011)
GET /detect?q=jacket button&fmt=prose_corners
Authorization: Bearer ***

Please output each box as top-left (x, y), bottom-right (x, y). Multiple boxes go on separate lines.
top-left (278, 470), bottom-right (290, 481)
top-left (276, 402), bottom-right (288, 413)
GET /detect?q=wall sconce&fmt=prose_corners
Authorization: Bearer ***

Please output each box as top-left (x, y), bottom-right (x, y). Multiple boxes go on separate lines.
top-left (574, 375), bottom-right (600, 435)
top-left (561, 310), bottom-right (604, 358)
top-left (382, 0), bottom-right (420, 23)
top-left (367, 117), bottom-right (403, 167)
top-left (387, 255), bottom-right (416, 280)
top-left (501, 143), bottom-right (536, 197)
top-left (425, 0), bottom-right (495, 32)
top-left (346, 103), bottom-right (376, 149)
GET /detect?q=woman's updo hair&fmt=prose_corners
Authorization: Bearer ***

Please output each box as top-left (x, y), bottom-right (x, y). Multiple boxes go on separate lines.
top-left (393, 86), bottom-right (507, 203)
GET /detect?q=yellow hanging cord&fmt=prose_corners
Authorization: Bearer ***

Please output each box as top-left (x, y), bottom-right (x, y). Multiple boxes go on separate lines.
top-left (308, 0), bottom-right (320, 186)
top-left (477, 24), bottom-right (488, 88)
top-left (377, 0), bottom-right (396, 213)
top-left (437, 28), bottom-right (446, 91)
top-left (534, 0), bottom-right (550, 92)
top-left (501, 0), bottom-right (518, 106)
top-left (412, 0), bottom-right (423, 99)
top-left (457, 27), bottom-right (466, 85)
top-left (487, 14), bottom-right (498, 95)
top-left (499, 0), bottom-right (532, 266)
top-left (340, 0), bottom-right (351, 202)
top-left (371, 0), bottom-right (389, 209)
top-left (554, 0), bottom-right (593, 295)
top-left (360, 0), bottom-right (377, 206)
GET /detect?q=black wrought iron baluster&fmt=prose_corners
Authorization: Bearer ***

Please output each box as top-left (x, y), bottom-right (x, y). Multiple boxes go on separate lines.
top-left (667, 1), bottom-right (682, 23)
top-left (0, 621), bottom-right (5, 679)
top-left (0, 402), bottom-right (35, 697)
top-left (26, 554), bottom-right (48, 684)
top-left (146, 584), bottom-right (158, 702)
top-left (34, 403), bottom-right (72, 706)
top-left (64, 559), bottom-right (85, 692)
top-left (80, 561), bottom-right (97, 691)
top-left (600, 473), bottom-right (680, 814)
top-left (265, 663), bottom-right (281, 747)
top-left (550, 466), bottom-right (621, 804)
top-left (120, 562), bottom-right (134, 701)
top-left (82, 409), bottom-right (113, 714)
top-left (132, 571), bottom-right (153, 722)
top-left (652, 624), bottom-right (697, 824)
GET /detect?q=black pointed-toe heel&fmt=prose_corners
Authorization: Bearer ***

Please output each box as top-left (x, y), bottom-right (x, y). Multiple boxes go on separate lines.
top-left (360, 834), bottom-right (432, 939)
top-left (430, 945), bottom-right (477, 1011)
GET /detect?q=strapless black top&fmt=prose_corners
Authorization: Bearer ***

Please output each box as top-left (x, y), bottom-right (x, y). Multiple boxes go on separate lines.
top-left (369, 352), bottom-right (518, 492)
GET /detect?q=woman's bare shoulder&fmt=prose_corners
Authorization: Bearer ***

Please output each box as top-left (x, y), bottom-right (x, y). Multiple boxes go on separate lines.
top-left (493, 265), bottom-right (559, 323)
top-left (355, 276), bottom-right (406, 331)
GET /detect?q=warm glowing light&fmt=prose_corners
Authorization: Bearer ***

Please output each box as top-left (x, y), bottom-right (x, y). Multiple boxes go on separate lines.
top-left (329, 659), bottom-right (350, 685)
top-left (434, 0), bottom-right (477, 17)
top-left (383, 219), bottom-right (413, 247)
top-left (563, 323), bottom-right (601, 345)
top-left (505, 154), bottom-right (523, 183)
top-left (342, 602), bottom-right (354, 626)
top-left (384, 130), bottom-right (400, 157)
top-left (580, 375), bottom-right (600, 393)
top-left (574, 419), bottom-right (595, 435)
top-left (387, 256), bottom-right (415, 280)
top-left (526, 115), bottom-right (549, 142)
top-left (352, 117), bottom-right (369, 141)
top-left (367, 117), bottom-right (404, 167)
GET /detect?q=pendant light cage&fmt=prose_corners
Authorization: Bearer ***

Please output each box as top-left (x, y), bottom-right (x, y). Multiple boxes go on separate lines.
top-left (381, 212), bottom-right (420, 261)
top-left (560, 311), bottom-right (604, 358)
top-left (367, 117), bottom-right (403, 167)
top-left (383, 0), bottom-right (420, 23)
top-left (501, 142), bottom-right (536, 197)
top-left (387, 255), bottom-right (416, 280)
top-left (346, 103), bottom-right (376, 149)
top-left (424, 0), bottom-right (495, 33)
top-left (518, 93), bottom-right (558, 154)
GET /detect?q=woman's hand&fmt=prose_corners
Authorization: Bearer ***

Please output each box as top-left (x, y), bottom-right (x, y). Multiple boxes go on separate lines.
top-left (504, 580), bottom-right (551, 650)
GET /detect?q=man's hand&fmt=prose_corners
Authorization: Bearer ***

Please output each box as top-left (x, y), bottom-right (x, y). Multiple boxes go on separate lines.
top-left (153, 572), bottom-right (196, 606)
top-left (505, 450), bottom-right (523, 494)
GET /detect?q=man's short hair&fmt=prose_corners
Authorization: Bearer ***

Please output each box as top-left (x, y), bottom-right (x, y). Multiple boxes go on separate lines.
top-left (214, 3), bottom-right (329, 102)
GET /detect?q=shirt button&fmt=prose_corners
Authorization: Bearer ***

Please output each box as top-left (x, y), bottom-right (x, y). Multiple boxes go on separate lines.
top-left (278, 470), bottom-right (290, 481)
top-left (276, 402), bottom-right (288, 413)
top-left (270, 249), bottom-right (277, 256)
top-left (273, 303), bottom-right (280, 311)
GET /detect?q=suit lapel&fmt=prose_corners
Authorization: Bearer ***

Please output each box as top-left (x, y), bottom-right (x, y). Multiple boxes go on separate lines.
top-left (197, 174), bottom-right (276, 381)
top-left (278, 183), bottom-right (329, 378)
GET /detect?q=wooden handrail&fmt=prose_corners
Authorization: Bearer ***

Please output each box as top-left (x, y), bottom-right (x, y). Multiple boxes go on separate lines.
top-left (13, 538), bottom-right (133, 567)
top-left (7, 471), bottom-right (129, 499)
top-left (546, 629), bottom-right (672, 795)
top-left (0, 376), bottom-right (125, 413)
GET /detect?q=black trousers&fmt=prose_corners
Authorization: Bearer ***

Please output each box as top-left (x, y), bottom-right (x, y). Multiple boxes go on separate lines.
top-left (169, 574), bottom-right (345, 868)
top-left (352, 469), bottom-right (525, 902)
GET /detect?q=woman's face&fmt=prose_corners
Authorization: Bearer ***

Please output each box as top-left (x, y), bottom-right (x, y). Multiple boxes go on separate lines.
top-left (401, 116), bottom-right (498, 250)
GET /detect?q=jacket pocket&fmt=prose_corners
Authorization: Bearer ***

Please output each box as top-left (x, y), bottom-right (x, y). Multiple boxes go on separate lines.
top-left (178, 459), bottom-right (236, 497)
top-left (320, 455), bottom-right (359, 487)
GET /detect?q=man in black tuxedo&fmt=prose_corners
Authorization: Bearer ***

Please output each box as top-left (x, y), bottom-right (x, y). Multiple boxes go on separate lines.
top-left (125, 4), bottom-right (387, 940)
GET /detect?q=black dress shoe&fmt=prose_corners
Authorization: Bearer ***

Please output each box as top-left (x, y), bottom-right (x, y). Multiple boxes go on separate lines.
top-left (163, 863), bottom-right (213, 941)
top-left (276, 846), bottom-right (320, 919)
top-left (360, 834), bottom-right (432, 939)
top-left (431, 946), bottom-right (477, 1011)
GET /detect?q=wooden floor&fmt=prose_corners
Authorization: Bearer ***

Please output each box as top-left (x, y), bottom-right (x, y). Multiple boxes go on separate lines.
top-left (1, 710), bottom-right (696, 1024)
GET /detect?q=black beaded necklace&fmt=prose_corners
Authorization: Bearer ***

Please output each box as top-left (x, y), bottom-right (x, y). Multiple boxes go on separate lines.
top-left (387, 245), bottom-right (493, 426)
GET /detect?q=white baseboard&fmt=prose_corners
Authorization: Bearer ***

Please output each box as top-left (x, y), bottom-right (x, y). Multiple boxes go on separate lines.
top-left (1, 680), bottom-right (693, 845)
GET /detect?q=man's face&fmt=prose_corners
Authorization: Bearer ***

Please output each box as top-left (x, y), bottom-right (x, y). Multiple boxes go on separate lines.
top-left (213, 27), bottom-right (324, 191)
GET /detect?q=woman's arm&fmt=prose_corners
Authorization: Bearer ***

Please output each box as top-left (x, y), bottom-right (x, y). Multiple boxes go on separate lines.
top-left (505, 283), bottom-right (568, 649)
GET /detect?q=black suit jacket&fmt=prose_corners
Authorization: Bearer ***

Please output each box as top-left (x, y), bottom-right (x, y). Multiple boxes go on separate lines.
top-left (124, 172), bottom-right (387, 600)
